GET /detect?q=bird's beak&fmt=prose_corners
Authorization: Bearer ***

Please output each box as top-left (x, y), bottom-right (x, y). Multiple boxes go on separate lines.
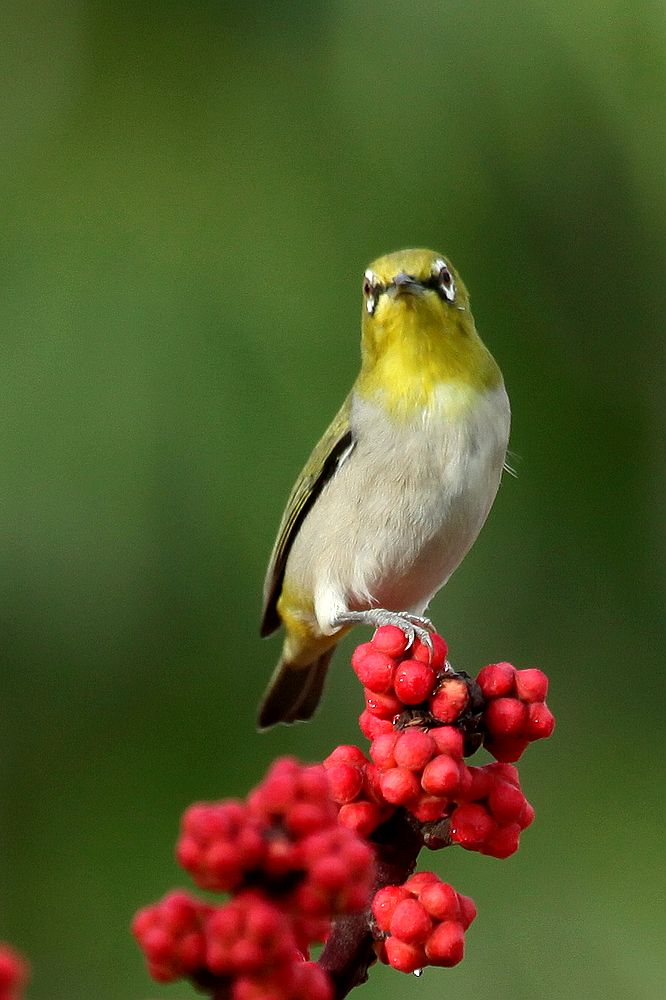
top-left (388, 272), bottom-right (425, 298)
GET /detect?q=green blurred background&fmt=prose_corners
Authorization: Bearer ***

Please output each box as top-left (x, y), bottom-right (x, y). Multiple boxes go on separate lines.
top-left (1, 1), bottom-right (664, 998)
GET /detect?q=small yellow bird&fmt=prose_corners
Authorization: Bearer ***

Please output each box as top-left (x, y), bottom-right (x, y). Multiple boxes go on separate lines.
top-left (258, 248), bottom-right (510, 728)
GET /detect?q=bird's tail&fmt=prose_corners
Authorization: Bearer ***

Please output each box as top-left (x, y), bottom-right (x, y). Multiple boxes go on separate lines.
top-left (257, 647), bottom-right (336, 729)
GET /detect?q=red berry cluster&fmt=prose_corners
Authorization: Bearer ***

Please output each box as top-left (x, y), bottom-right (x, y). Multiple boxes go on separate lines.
top-left (354, 628), bottom-right (555, 764)
top-left (233, 957), bottom-right (332, 1000)
top-left (132, 890), bottom-right (210, 983)
top-left (369, 725), bottom-right (464, 821)
top-left (0, 945), bottom-right (29, 1000)
top-left (135, 758), bottom-right (374, 999)
top-left (205, 892), bottom-right (331, 1000)
top-left (449, 761), bottom-right (534, 858)
top-left (134, 626), bottom-right (555, 998)
top-left (323, 744), bottom-right (394, 836)
top-left (372, 872), bottom-right (476, 974)
top-left (353, 626), bottom-right (452, 741)
top-left (177, 757), bottom-right (372, 917)
top-left (368, 729), bottom-right (533, 856)
top-left (477, 662), bottom-right (555, 761)
top-left (133, 889), bottom-right (331, 1000)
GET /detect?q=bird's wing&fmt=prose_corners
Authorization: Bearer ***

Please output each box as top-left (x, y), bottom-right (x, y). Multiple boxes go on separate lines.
top-left (260, 394), bottom-right (354, 637)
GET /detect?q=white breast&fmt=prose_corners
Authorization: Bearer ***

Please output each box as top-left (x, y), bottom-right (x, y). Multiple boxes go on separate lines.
top-left (286, 382), bottom-right (510, 634)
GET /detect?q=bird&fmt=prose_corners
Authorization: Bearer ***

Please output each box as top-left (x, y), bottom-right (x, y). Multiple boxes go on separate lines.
top-left (258, 248), bottom-right (510, 729)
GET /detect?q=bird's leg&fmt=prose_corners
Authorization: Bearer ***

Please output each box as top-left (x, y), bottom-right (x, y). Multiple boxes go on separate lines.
top-left (332, 609), bottom-right (434, 650)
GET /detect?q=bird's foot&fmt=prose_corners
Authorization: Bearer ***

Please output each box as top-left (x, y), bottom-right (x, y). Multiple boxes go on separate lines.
top-left (333, 609), bottom-right (434, 651)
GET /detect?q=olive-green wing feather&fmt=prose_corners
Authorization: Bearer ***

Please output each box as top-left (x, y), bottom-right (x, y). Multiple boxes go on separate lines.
top-left (260, 394), bottom-right (354, 637)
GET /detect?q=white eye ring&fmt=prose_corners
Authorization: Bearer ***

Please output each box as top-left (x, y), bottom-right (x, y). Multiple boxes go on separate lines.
top-left (433, 258), bottom-right (456, 302)
top-left (363, 268), bottom-right (378, 315)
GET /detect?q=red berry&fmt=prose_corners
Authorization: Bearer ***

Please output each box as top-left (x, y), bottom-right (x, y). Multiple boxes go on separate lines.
top-left (431, 726), bottom-right (464, 759)
top-left (324, 745), bottom-right (368, 766)
top-left (520, 801), bottom-right (536, 829)
top-left (514, 668), bottom-right (549, 703)
top-left (484, 697), bottom-right (527, 737)
top-left (421, 754), bottom-right (462, 796)
top-left (410, 638), bottom-right (429, 663)
top-left (286, 801), bottom-right (332, 837)
top-left (390, 898), bottom-right (432, 944)
top-left (430, 677), bottom-right (470, 723)
top-left (525, 702), bottom-right (556, 740)
top-left (481, 822), bottom-right (521, 858)
top-left (372, 886), bottom-right (410, 931)
top-left (380, 767), bottom-right (420, 805)
top-left (393, 730), bottom-right (436, 771)
top-left (456, 893), bottom-right (477, 929)
top-left (250, 760), bottom-right (297, 812)
top-left (351, 641), bottom-right (374, 673)
top-left (394, 660), bottom-right (436, 704)
top-left (325, 762), bottom-right (363, 803)
top-left (310, 855), bottom-right (349, 893)
top-left (343, 835), bottom-right (375, 876)
top-left (450, 803), bottom-right (497, 849)
top-left (410, 793), bottom-right (448, 822)
top-left (412, 633), bottom-right (448, 669)
top-left (419, 881), bottom-right (460, 921)
top-left (403, 871), bottom-right (439, 894)
top-left (338, 800), bottom-right (383, 836)
top-left (370, 732), bottom-right (399, 768)
top-left (290, 961), bottom-right (334, 1000)
top-left (353, 649), bottom-right (396, 693)
top-left (0, 945), bottom-right (29, 995)
top-left (293, 882), bottom-right (329, 918)
top-left (425, 920), bottom-right (465, 967)
top-left (372, 625), bottom-right (409, 657)
top-left (364, 689), bottom-right (403, 719)
top-left (347, 882), bottom-right (373, 913)
top-left (464, 765), bottom-right (493, 802)
top-left (486, 761), bottom-right (520, 785)
top-left (476, 662), bottom-right (515, 698)
top-left (488, 780), bottom-right (528, 825)
top-left (298, 764), bottom-right (331, 801)
top-left (363, 762), bottom-right (388, 803)
top-left (485, 736), bottom-right (530, 762)
top-left (384, 937), bottom-right (427, 973)
top-left (358, 710), bottom-right (393, 739)
top-left (455, 764), bottom-right (474, 799)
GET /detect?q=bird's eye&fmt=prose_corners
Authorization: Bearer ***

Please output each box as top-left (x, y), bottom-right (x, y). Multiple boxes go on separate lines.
top-left (363, 269), bottom-right (378, 315)
top-left (434, 258), bottom-right (456, 303)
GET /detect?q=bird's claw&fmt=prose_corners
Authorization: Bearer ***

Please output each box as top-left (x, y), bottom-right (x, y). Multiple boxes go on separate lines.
top-left (401, 615), bottom-right (434, 651)
top-left (404, 614), bottom-right (435, 633)
top-left (333, 609), bottom-right (435, 655)
top-left (381, 612), bottom-right (434, 651)
top-left (403, 623), bottom-right (433, 652)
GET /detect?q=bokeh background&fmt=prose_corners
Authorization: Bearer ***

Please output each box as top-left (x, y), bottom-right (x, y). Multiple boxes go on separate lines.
top-left (2, 2), bottom-right (664, 998)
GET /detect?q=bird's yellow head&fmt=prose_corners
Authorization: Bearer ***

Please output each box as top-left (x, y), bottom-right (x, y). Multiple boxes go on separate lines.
top-left (357, 248), bottom-right (501, 417)
top-left (362, 248), bottom-right (469, 322)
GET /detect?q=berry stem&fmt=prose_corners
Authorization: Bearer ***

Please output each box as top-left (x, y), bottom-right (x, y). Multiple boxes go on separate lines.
top-left (319, 808), bottom-right (424, 998)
